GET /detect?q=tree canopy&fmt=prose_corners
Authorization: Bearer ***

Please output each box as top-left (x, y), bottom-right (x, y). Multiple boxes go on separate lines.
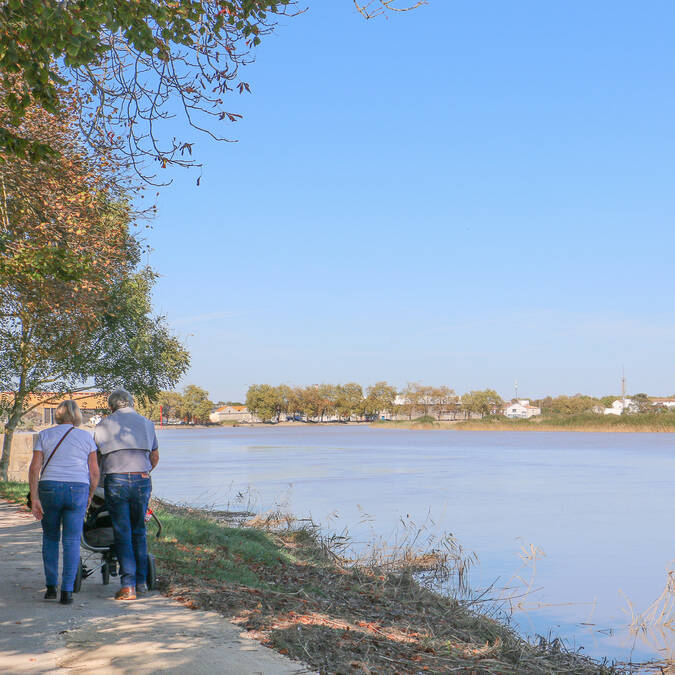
top-left (0, 96), bottom-right (189, 479)
top-left (0, 1), bottom-right (425, 178)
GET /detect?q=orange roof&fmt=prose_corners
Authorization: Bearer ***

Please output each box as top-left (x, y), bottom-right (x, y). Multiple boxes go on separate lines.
top-left (216, 405), bottom-right (247, 412)
top-left (1, 392), bottom-right (108, 409)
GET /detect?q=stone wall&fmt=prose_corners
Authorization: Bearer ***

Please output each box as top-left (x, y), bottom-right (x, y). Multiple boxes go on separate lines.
top-left (1, 433), bottom-right (37, 482)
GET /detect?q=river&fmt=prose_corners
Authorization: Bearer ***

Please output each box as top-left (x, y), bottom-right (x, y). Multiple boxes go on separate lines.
top-left (152, 425), bottom-right (675, 664)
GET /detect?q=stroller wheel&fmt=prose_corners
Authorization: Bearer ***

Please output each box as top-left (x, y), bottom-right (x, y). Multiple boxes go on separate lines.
top-left (147, 553), bottom-right (157, 590)
top-left (73, 560), bottom-right (83, 593)
top-left (101, 562), bottom-right (110, 585)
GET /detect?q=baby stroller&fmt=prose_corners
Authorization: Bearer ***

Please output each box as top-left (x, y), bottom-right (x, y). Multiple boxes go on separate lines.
top-left (73, 487), bottom-right (162, 592)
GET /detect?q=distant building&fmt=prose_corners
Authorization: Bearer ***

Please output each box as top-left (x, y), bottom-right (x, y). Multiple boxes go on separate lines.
top-left (504, 399), bottom-right (541, 419)
top-left (603, 399), bottom-right (637, 416)
top-left (209, 405), bottom-right (255, 423)
top-left (0, 392), bottom-right (108, 426)
top-left (650, 397), bottom-right (675, 409)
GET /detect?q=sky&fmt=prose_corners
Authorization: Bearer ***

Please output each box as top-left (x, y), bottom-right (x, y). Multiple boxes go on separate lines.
top-left (144, 1), bottom-right (675, 402)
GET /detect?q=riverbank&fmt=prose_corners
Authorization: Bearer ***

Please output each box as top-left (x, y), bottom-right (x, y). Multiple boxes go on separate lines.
top-left (0, 491), bottom-right (308, 674)
top-left (0, 481), bottom-right (653, 674)
top-left (373, 413), bottom-right (675, 433)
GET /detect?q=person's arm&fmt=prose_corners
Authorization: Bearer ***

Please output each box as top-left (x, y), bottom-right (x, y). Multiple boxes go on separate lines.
top-left (87, 452), bottom-right (100, 505)
top-left (149, 427), bottom-right (159, 471)
top-left (28, 451), bottom-right (44, 521)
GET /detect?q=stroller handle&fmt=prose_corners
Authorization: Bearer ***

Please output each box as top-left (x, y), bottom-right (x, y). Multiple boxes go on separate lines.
top-left (150, 510), bottom-right (162, 538)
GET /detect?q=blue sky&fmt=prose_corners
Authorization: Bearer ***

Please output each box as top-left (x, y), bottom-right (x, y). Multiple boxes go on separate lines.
top-left (145, 1), bottom-right (675, 401)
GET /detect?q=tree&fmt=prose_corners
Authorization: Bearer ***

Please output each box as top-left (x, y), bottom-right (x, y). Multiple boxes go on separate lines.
top-left (354, 1), bottom-right (426, 20)
top-left (461, 390), bottom-right (503, 417)
top-left (631, 393), bottom-right (653, 414)
top-left (399, 382), bottom-right (424, 420)
top-left (365, 381), bottom-right (397, 420)
top-left (0, 2), bottom-right (294, 172)
top-left (0, 98), bottom-right (189, 480)
top-left (0, 266), bottom-right (189, 480)
top-left (535, 394), bottom-right (599, 416)
top-left (180, 385), bottom-right (214, 424)
top-left (335, 383), bottom-right (365, 421)
top-left (1, 2), bottom-right (424, 175)
top-left (431, 385), bottom-right (457, 420)
top-left (246, 384), bottom-right (283, 423)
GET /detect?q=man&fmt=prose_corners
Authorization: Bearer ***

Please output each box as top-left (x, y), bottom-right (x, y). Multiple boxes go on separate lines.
top-left (94, 388), bottom-right (159, 600)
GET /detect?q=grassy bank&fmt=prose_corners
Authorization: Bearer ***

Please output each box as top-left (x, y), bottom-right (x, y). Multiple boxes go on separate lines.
top-left (0, 481), bottom-right (649, 673)
top-left (374, 412), bottom-right (675, 433)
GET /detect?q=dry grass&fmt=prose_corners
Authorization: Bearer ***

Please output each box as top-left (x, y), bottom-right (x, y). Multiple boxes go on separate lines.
top-left (148, 499), bottom-right (651, 674)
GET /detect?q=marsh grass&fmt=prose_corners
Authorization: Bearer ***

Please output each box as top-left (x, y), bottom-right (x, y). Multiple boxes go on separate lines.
top-left (376, 412), bottom-right (675, 432)
top-left (149, 499), bottom-right (641, 673)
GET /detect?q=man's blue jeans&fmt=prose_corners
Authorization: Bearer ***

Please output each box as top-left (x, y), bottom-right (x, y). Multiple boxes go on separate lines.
top-left (104, 474), bottom-right (152, 588)
top-left (38, 481), bottom-right (89, 592)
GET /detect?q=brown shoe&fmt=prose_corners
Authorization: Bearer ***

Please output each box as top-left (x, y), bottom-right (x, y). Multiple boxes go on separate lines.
top-left (114, 587), bottom-right (136, 601)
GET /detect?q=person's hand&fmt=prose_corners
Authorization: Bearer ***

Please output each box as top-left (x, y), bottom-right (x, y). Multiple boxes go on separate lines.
top-left (31, 499), bottom-right (44, 521)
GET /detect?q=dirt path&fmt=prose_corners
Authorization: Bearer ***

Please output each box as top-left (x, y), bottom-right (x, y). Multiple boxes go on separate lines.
top-left (0, 500), bottom-right (314, 674)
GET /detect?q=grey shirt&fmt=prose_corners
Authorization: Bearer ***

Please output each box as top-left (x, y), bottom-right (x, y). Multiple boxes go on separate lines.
top-left (94, 407), bottom-right (158, 475)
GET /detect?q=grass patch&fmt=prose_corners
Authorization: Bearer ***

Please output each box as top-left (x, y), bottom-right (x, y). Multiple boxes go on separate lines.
top-left (0, 480), bottom-right (28, 505)
top-left (149, 500), bottom-right (296, 588)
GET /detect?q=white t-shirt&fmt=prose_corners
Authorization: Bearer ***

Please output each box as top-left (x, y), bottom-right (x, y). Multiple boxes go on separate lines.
top-left (34, 425), bottom-right (97, 484)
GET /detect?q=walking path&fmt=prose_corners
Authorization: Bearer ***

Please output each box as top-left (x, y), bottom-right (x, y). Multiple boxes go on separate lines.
top-left (0, 500), bottom-right (314, 674)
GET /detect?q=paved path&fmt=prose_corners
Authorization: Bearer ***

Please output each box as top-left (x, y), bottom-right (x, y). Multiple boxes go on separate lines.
top-left (0, 500), bottom-right (314, 674)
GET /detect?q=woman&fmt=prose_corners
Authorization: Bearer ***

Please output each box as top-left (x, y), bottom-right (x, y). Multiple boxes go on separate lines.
top-left (29, 400), bottom-right (99, 604)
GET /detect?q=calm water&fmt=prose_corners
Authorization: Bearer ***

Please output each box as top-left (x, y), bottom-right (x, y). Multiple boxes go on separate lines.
top-left (153, 426), bottom-right (675, 664)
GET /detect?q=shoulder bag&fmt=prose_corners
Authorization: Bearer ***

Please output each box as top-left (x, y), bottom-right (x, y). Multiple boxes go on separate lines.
top-left (26, 426), bottom-right (75, 508)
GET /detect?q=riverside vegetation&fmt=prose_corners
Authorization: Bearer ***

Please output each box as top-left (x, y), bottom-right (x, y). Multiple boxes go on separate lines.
top-left (375, 411), bottom-right (675, 433)
top-left (0, 481), bottom-right (660, 674)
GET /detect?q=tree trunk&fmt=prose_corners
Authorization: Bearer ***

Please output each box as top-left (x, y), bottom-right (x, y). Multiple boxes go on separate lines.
top-left (0, 407), bottom-right (23, 481)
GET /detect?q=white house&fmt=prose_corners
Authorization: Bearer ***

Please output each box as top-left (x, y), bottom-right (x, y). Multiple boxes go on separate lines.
top-left (209, 405), bottom-right (255, 423)
top-left (650, 398), bottom-right (675, 409)
top-left (504, 399), bottom-right (541, 419)
top-left (603, 399), bottom-right (637, 416)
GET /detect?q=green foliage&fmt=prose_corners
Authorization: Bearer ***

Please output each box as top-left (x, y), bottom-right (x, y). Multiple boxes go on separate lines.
top-left (414, 415), bottom-right (437, 425)
top-left (364, 381), bottom-right (397, 418)
top-left (535, 394), bottom-right (600, 416)
top-left (180, 385), bottom-right (214, 424)
top-left (246, 384), bottom-right (283, 422)
top-left (461, 389), bottom-right (503, 416)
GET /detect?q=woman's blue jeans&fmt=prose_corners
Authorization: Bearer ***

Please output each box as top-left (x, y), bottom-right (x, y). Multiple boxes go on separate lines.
top-left (38, 481), bottom-right (89, 592)
top-left (104, 474), bottom-right (152, 588)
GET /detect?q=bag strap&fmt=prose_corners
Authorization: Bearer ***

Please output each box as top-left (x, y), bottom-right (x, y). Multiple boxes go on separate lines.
top-left (40, 426), bottom-right (75, 478)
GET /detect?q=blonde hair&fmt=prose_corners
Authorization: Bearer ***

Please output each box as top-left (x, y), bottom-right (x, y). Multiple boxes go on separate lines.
top-left (54, 400), bottom-right (82, 427)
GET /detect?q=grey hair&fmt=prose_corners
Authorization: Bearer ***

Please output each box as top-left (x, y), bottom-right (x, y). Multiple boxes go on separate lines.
top-left (108, 388), bottom-right (134, 411)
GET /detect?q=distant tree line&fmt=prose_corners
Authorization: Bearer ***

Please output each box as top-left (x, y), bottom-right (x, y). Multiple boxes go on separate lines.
top-left (136, 385), bottom-right (674, 427)
top-left (137, 385), bottom-right (214, 425)
top-left (244, 382), bottom-right (505, 424)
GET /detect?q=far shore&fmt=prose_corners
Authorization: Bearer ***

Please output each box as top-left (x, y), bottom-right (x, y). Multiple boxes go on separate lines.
top-left (372, 420), bottom-right (675, 433)
top-left (146, 418), bottom-right (675, 433)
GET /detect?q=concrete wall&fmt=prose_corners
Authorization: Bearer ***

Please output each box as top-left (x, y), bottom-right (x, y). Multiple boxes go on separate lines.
top-left (1, 433), bottom-right (37, 482)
